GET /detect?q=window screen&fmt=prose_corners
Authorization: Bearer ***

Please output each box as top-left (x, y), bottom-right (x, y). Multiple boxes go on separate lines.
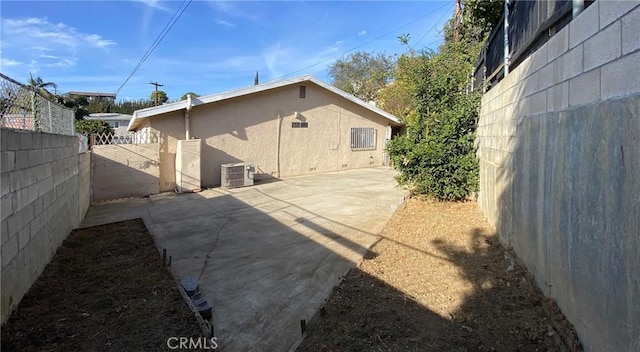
top-left (350, 127), bottom-right (376, 150)
top-left (292, 122), bottom-right (308, 128)
top-left (299, 86), bottom-right (306, 98)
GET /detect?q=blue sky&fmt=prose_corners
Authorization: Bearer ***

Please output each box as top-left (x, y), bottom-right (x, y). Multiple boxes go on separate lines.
top-left (1, 1), bottom-right (453, 101)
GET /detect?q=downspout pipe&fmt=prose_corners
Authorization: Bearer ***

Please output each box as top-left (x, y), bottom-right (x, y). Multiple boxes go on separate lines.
top-left (504, 0), bottom-right (510, 77)
top-left (573, 0), bottom-right (584, 19)
top-left (276, 114), bottom-right (282, 178)
top-left (185, 94), bottom-right (192, 139)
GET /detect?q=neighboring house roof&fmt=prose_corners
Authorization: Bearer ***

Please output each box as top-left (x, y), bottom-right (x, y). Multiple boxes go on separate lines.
top-left (68, 91), bottom-right (117, 98)
top-left (128, 75), bottom-right (403, 131)
top-left (86, 113), bottom-right (133, 122)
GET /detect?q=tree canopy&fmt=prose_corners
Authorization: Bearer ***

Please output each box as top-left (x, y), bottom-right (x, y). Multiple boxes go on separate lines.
top-left (384, 0), bottom-right (500, 200)
top-left (27, 74), bottom-right (57, 97)
top-left (377, 48), bottom-right (431, 120)
top-left (180, 92), bottom-right (200, 100)
top-left (150, 90), bottom-right (168, 105)
top-left (75, 119), bottom-right (112, 135)
top-left (328, 51), bottom-right (395, 102)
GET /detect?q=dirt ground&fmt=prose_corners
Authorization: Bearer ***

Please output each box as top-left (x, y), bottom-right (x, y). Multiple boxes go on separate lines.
top-left (1, 219), bottom-right (204, 352)
top-left (297, 198), bottom-right (582, 352)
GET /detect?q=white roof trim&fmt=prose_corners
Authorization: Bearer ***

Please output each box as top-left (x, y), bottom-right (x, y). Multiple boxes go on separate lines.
top-left (128, 75), bottom-right (402, 131)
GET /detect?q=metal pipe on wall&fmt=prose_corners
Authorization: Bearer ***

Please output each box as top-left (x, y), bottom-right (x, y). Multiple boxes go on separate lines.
top-left (573, 0), bottom-right (584, 19)
top-left (185, 94), bottom-right (192, 139)
top-left (504, 0), bottom-right (510, 77)
top-left (276, 114), bottom-right (282, 178)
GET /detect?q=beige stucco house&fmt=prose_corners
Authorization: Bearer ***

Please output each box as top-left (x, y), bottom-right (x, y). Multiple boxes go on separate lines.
top-left (128, 75), bottom-right (403, 191)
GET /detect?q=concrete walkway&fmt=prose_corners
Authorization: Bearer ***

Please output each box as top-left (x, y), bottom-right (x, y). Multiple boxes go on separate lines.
top-left (81, 167), bottom-right (407, 351)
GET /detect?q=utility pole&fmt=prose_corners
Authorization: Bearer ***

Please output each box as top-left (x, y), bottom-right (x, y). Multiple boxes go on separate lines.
top-left (454, 0), bottom-right (461, 43)
top-left (149, 81), bottom-right (163, 106)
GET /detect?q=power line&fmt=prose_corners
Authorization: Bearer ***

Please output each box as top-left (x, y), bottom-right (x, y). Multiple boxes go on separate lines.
top-left (114, 0), bottom-right (193, 96)
top-left (265, 1), bottom-right (453, 83)
top-left (411, 3), bottom-right (455, 50)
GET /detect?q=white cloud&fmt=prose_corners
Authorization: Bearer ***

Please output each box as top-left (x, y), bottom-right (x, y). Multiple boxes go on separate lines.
top-left (335, 40), bottom-right (344, 45)
top-left (216, 20), bottom-right (236, 28)
top-left (263, 41), bottom-right (290, 78)
top-left (208, 1), bottom-right (261, 21)
top-left (45, 58), bottom-right (77, 68)
top-left (84, 34), bottom-right (116, 48)
top-left (1, 58), bottom-right (22, 67)
top-left (0, 18), bottom-right (115, 81)
top-left (39, 53), bottom-right (59, 59)
top-left (1, 17), bottom-right (117, 49)
top-left (358, 30), bottom-right (367, 36)
top-left (135, 0), bottom-right (172, 13)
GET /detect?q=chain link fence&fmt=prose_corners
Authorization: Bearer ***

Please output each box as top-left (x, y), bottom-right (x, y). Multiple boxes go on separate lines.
top-left (1, 73), bottom-right (75, 135)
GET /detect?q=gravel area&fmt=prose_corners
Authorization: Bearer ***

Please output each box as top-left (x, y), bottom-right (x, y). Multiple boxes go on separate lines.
top-left (297, 198), bottom-right (582, 352)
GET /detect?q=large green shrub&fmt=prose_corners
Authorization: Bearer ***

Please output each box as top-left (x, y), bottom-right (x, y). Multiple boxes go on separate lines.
top-left (387, 41), bottom-right (481, 201)
top-left (75, 119), bottom-right (113, 135)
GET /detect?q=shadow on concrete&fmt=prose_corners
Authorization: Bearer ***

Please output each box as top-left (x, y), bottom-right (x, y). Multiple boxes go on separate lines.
top-left (132, 170), bottom-right (405, 352)
top-left (74, 164), bottom-right (580, 351)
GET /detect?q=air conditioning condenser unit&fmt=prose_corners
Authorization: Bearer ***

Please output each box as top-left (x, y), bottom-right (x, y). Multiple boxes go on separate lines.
top-left (221, 163), bottom-right (254, 188)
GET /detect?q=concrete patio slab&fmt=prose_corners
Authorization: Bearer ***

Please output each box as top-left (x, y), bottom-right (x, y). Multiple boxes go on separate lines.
top-left (81, 167), bottom-right (408, 351)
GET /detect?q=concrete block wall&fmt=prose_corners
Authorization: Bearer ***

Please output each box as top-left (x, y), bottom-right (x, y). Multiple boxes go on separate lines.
top-left (476, 2), bottom-right (639, 351)
top-left (0, 129), bottom-right (91, 324)
top-left (91, 144), bottom-right (160, 202)
top-left (78, 152), bottom-right (91, 224)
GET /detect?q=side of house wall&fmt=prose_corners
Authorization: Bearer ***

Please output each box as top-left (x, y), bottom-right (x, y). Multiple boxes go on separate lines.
top-left (476, 2), bottom-right (639, 351)
top-left (91, 144), bottom-right (160, 201)
top-left (150, 83), bottom-right (394, 189)
top-left (1, 129), bottom-right (91, 324)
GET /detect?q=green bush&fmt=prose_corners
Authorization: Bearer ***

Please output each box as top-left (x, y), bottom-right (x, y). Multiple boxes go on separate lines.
top-left (75, 119), bottom-right (113, 135)
top-left (387, 41), bottom-right (481, 201)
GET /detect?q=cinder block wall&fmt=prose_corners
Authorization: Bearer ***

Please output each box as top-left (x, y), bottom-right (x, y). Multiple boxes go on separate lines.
top-left (476, 2), bottom-right (639, 351)
top-left (91, 144), bottom-right (160, 202)
top-left (0, 129), bottom-right (91, 324)
top-left (78, 152), bottom-right (91, 224)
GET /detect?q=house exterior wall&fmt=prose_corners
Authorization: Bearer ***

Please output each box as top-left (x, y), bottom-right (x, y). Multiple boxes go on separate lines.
top-left (151, 111), bottom-right (184, 192)
top-left (475, 2), bottom-right (639, 351)
top-left (1, 129), bottom-right (91, 324)
top-left (148, 82), bottom-right (395, 189)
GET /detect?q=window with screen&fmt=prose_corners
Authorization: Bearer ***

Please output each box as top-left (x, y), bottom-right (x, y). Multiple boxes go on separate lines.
top-left (350, 127), bottom-right (376, 150)
top-left (299, 86), bottom-right (306, 98)
top-left (292, 122), bottom-right (308, 128)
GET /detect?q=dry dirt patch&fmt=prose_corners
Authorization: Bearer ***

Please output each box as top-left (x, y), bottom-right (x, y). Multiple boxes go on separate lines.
top-left (1, 219), bottom-right (204, 352)
top-left (297, 198), bottom-right (581, 352)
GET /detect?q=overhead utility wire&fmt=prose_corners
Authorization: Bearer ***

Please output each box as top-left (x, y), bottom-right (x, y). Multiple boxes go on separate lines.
top-left (114, 0), bottom-right (193, 95)
top-left (410, 3), bottom-right (455, 50)
top-left (266, 1), bottom-right (453, 84)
